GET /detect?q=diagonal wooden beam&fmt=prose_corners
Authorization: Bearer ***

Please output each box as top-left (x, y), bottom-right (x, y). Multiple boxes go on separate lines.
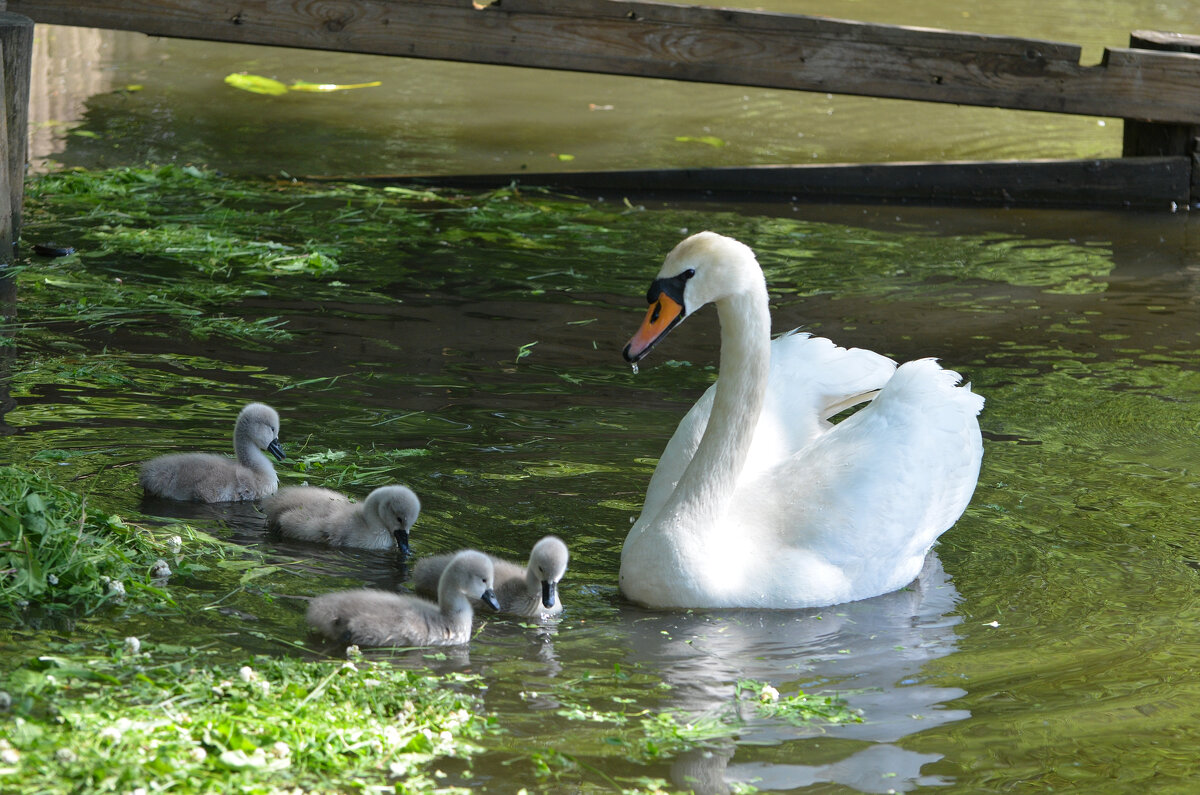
top-left (10, 0), bottom-right (1200, 124)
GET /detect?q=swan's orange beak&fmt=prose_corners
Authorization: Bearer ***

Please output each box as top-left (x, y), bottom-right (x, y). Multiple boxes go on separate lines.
top-left (623, 293), bottom-right (684, 363)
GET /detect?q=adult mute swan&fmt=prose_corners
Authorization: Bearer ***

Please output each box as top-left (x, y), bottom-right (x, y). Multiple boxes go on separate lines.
top-left (620, 232), bottom-right (983, 610)
top-left (139, 402), bottom-right (285, 502)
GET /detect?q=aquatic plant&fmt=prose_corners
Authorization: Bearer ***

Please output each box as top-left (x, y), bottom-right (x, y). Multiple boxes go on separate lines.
top-left (0, 465), bottom-right (182, 620)
top-left (0, 641), bottom-right (493, 793)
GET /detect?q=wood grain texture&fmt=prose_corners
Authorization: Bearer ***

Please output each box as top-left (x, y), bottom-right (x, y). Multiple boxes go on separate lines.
top-left (332, 157), bottom-right (1191, 210)
top-left (0, 12), bottom-right (32, 250)
top-left (10, 0), bottom-right (1200, 123)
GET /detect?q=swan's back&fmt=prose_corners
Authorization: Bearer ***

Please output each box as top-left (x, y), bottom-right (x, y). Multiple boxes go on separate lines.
top-left (741, 358), bottom-right (983, 605)
top-left (640, 334), bottom-right (897, 522)
top-left (306, 589), bottom-right (454, 647)
top-left (265, 486), bottom-right (349, 535)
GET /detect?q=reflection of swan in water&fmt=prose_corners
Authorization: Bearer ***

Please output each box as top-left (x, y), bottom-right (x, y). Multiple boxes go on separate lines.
top-left (622, 553), bottom-right (965, 794)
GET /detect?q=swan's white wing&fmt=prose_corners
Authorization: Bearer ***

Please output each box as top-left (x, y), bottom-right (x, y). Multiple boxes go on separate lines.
top-left (639, 334), bottom-right (897, 521)
top-left (740, 358), bottom-right (983, 604)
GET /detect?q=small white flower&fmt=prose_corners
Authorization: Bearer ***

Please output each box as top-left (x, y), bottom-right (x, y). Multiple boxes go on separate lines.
top-left (47, 574), bottom-right (59, 586)
top-left (238, 666), bottom-right (256, 683)
top-left (438, 730), bottom-right (454, 744)
top-left (188, 747), bottom-right (207, 763)
top-left (759, 684), bottom-right (780, 703)
top-left (0, 747), bottom-right (19, 764)
top-left (124, 637), bottom-right (141, 655)
top-left (98, 726), bottom-right (123, 744)
top-left (344, 645), bottom-right (362, 660)
top-left (270, 741), bottom-right (291, 759)
top-left (106, 579), bottom-right (127, 600)
top-left (341, 661), bottom-right (358, 673)
top-left (166, 535), bottom-right (183, 554)
top-left (55, 747), bottom-right (77, 763)
top-left (150, 559), bottom-right (171, 579)
top-left (132, 788), bottom-right (148, 795)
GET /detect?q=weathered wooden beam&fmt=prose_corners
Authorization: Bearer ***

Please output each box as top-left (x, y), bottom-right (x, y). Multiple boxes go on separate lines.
top-left (321, 156), bottom-right (1191, 210)
top-left (0, 12), bottom-right (32, 251)
top-left (10, 0), bottom-right (1200, 124)
top-left (1122, 31), bottom-right (1200, 206)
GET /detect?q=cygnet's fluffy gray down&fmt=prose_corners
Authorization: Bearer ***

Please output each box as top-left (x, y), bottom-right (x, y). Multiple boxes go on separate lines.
top-left (264, 484), bottom-right (420, 553)
top-left (139, 402), bottom-right (285, 502)
top-left (307, 550), bottom-right (500, 647)
top-left (412, 535), bottom-right (568, 618)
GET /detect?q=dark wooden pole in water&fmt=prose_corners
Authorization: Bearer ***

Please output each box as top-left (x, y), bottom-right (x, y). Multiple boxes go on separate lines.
top-left (1122, 31), bottom-right (1200, 207)
top-left (0, 13), bottom-right (33, 256)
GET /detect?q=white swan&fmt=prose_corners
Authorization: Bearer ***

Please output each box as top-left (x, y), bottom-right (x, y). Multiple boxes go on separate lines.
top-left (264, 484), bottom-right (420, 553)
top-left (139, 402), bottom-right (285, 502)
top-left (411, 535), bottom-right (569, 618)
top-left (619, 231), bottom-right (984, 609)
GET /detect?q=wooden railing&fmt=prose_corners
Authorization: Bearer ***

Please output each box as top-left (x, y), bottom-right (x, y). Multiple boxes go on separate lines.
top-left (4, 0), bottom-right (1200, 209)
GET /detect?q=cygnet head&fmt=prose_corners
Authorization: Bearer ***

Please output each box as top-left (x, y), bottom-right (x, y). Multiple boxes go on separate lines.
top-left (442, 550), bottom-right (501, 612)
top-left (237, 402), bottom-right (285, 461)
top-left (368, 485), bottom-right (421, 555)
top-left (624, 232), bottom-right (764, 363)
top-left (529, 535), bottom-right (570, 609)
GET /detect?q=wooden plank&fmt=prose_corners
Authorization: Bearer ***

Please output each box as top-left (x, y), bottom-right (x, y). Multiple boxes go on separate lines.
top-left (10, 0), bottom-right (1200, 124)
top-left (325, 157), bottom-right (1191, 210)
top-left (0, 12), bottom-right (32, 250)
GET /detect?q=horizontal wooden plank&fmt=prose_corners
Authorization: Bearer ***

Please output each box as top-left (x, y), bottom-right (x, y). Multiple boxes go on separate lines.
top-left (320, 157), bottom-right (1192, 210)
top-left (10, 0), bottom-right (1200, 123)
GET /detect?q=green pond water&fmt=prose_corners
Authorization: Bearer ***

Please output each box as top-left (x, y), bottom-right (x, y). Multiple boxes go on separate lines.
top-left (2, 167), bottom-right (1199, 792)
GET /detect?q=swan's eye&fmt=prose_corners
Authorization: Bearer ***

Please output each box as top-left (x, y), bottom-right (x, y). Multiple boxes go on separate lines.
top-left (682, 269), bottom-right (696, 280)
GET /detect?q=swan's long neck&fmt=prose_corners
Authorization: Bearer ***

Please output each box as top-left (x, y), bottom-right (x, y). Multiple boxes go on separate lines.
top-left (665, 288), bottom-right (770, 528)
top-left (235, 432), bottom-right (271, 472)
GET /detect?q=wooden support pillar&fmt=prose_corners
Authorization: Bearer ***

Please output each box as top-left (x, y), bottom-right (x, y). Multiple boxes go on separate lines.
top-left (0, 13), bottom-right (32, 258)
top-left (1122, 30), bottom-right (1200, 208)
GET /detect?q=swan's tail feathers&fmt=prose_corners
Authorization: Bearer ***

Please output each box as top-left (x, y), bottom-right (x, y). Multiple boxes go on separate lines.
top-left (879, 358), bottom-right (985, 417)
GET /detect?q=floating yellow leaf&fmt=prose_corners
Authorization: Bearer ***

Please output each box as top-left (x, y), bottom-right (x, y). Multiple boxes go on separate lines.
top-left (289, 80), bottom-right (382, 92)
top-left (224, 73), bottom-right (288, 96)
top-left (674, 135), bottom-right (727, 147)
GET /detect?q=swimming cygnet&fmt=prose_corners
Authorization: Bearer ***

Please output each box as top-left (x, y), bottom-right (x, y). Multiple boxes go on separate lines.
top-left (264, 485), bottom-right (420, 554)
top-left (306, 550), bottom-right (500, 647)
top-left (412, 535), bottom-right (569, 618)
top-left (139, 402), bottom-right (285, 502)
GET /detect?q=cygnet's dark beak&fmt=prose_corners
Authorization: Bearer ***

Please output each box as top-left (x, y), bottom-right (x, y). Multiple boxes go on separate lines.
top-left (480, 588), bottom-right (501, 611)
top-left (267, 439), bottom-right (286, 461)
top-left (541, 579), bottom-right (558, 609)
top-left (393, 529), bottom-right (410, 557)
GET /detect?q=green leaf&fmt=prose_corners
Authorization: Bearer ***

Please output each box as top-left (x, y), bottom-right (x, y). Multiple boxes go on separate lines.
top-left (289, 80), bottom-right (382, 92)
top-left (224, 73), bottom-right (289, 96)
top-left (674, 135), bottom-right (726, 147)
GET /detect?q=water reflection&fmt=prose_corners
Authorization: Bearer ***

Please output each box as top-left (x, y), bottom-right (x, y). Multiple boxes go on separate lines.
top-left (622, 554), bottom-right (965, 793)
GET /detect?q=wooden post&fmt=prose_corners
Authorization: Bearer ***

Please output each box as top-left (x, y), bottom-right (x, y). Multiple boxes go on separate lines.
top-left (0, 13), bottom-right (32, 255)
top-left (1122, 31), bottom-right (1200, 207)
